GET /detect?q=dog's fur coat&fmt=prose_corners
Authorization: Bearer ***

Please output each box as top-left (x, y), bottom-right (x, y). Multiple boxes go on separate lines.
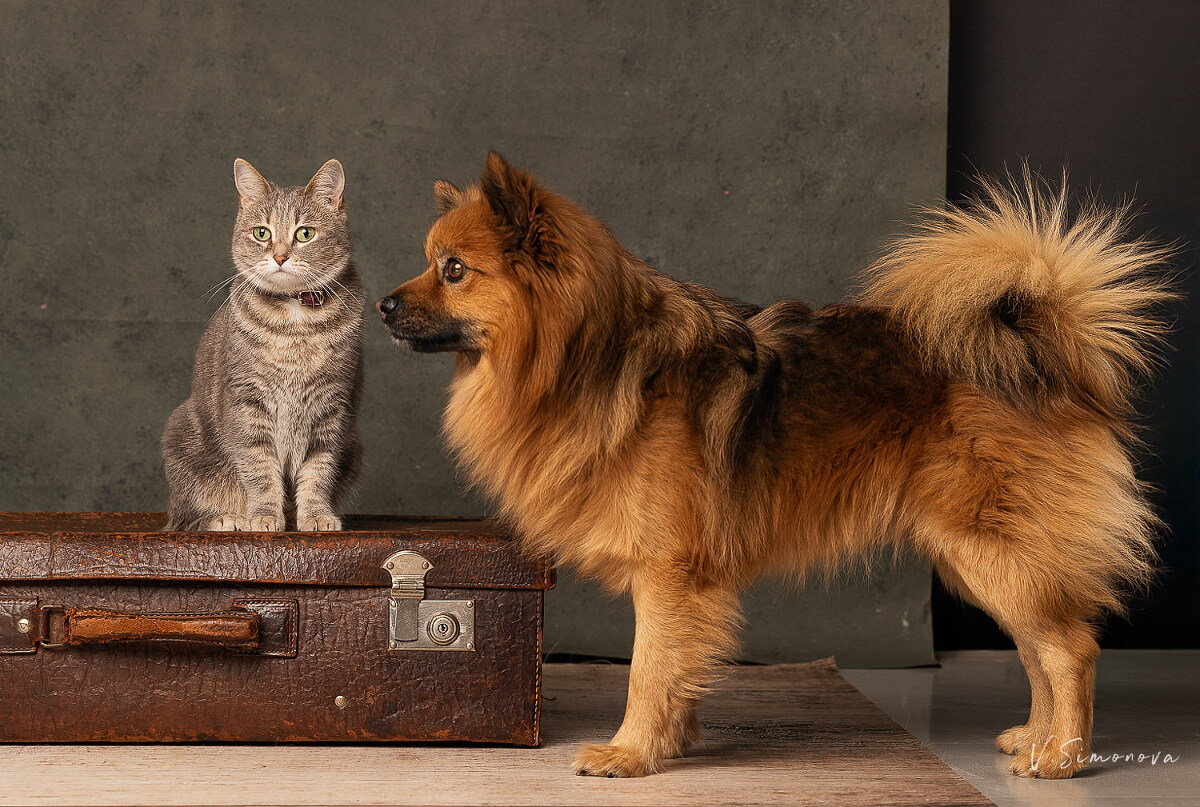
top-left (379, 154), bottom-right (1171, 778)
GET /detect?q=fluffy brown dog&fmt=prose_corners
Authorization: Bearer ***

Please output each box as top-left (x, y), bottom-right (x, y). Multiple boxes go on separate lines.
top-left (378, 153), bottom-right (1171, 779)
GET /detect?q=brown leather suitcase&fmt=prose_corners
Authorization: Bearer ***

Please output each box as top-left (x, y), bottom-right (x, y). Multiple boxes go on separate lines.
top-left (0, 512), bottom-right (553, 745)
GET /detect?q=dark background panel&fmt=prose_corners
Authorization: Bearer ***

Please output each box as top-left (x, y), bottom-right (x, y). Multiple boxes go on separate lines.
top-left (0, 1), bottom-right (948, 666)
top-left (939, 0), bottom-right (1200, 650)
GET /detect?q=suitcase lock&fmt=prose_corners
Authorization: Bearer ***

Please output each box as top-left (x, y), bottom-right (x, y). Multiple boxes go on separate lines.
top-left (382, 550), bottom-right (476, 652)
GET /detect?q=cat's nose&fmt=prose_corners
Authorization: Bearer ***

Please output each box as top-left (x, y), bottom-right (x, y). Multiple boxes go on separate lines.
top-left (274, 254), bottom-right (287, 265)
top-left (377, 296), bottom-right (400, 317)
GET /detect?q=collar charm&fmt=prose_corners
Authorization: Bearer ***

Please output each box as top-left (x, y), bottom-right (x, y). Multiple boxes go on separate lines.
top-left (295, 290), bottom-right (325, 307)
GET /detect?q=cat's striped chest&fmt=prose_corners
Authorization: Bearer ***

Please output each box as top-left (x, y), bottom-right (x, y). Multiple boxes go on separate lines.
top-left (256, 326), bottom-right (339, 379)
top-left (224, 294), bottom-right (360, 463)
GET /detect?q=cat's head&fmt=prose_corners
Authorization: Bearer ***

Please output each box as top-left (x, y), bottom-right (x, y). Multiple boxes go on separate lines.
top-left (231, 159), bottom-right (352, 296)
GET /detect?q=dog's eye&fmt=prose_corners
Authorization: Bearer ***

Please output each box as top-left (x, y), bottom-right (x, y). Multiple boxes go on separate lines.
top-left (443, 258), bottom-right (466, 283)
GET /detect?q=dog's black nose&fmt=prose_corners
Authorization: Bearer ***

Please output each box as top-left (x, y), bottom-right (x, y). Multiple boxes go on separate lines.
top-left (377, 296), bottom-right (399, 317)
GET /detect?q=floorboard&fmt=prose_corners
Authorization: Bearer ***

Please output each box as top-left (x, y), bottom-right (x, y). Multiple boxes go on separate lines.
top-left (0, 659), bottom-right (990, 806)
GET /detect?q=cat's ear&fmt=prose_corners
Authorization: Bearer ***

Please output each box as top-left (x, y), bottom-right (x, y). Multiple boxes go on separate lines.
top-left (306, 159), bottom-right (345, 210)
top-left (234, 159), bottom-right (270, 206)
top-left (434, 180), bottom-right (464, 214)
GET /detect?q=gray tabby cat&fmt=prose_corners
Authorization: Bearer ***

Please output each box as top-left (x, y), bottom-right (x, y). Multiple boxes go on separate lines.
top-left (163, 158), bottom-right (363, 531)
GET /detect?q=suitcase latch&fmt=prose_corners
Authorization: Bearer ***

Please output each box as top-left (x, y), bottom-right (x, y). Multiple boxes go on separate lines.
top-left (382, 550), bottom-right (476, 652)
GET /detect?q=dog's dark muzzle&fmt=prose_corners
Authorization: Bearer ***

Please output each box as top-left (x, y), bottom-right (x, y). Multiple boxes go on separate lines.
top-left (377, 295), bottom-right (474, 353)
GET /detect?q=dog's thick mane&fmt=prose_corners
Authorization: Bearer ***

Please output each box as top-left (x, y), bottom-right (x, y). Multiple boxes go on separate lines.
top-left (441, 155), bottom-right (776, 579)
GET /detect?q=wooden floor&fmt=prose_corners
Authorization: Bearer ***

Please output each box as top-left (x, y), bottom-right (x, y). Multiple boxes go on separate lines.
top-left (0, 660), bottom-right (990, 807)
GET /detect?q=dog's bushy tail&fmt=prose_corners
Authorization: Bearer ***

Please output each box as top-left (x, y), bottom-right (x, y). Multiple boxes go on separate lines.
top-left (860, 172), bottom-right (1174, 420)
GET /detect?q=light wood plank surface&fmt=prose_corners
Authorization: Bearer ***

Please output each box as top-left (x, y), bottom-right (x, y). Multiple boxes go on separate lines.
top-left (0, 661), bottom-right (990, 806)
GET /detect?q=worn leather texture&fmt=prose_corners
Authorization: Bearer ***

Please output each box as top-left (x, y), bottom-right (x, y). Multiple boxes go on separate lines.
top-left (234, 599), bottom-right (300, 658)
top-left (64, 608), bottom-right (261, 648)
top-left (0, 513), bottom-right (554, 590)
top-left (0, 514), bottom-right (548, 745)
top-left (0, 597), bottom-right (37, 654)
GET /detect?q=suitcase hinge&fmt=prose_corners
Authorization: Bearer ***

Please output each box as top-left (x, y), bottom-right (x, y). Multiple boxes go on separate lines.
top-left (382, 550), bottom-right (476, 652)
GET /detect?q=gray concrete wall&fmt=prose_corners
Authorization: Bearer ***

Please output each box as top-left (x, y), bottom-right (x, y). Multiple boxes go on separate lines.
top-left (0, 1), bottom-right (947, 666)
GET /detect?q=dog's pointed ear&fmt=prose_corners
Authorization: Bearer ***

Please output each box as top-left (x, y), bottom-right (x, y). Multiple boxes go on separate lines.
top-left (434, 179), bottom-right (464, 213)
top-left (480, 151), bottom-right (543, 252)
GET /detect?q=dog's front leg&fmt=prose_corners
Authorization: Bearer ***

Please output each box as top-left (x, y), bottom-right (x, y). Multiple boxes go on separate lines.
top-left (574, 567), bottom-right (740, 777)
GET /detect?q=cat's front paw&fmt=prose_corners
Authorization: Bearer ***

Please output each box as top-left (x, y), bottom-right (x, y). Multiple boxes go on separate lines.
top-left (206, 514), bottom-right (247, 531)
top-left (247, 513), bottom-right (284, 532)
top-left (297, 513), bottom-right (342, 531)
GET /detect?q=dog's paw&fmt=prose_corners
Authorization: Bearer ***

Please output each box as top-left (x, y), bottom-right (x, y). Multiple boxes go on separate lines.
top-left (205, 514), bottom-right (246, 531)
top-left (573, 743), bottom-right (653, 778)
top-left (1009, 737), bottom-right (1087, 778)
top-left (247, 513), bottom-right (284, 532)
top-left (297, 513), bottom-right (342, 532)
top-left (995, 724), bottom-right (1033, 755)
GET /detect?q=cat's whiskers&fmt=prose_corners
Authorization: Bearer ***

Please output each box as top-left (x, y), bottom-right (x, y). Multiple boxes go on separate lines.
top-left (320, 282), bottom-right (351, 313)
top-left (201, 273), bottom-right (238, 303)
top-left (295, 264), bottom-right (350, 313)
top-left (314, 267), bottom-right (355, 312)
top-left (206, 278), bottom-right (247, 327)
top-left (293, 264), bottom-right (323, 298)
top-left (228, 277), bottom-right (252, 307)
top-left (317, 270), bottom-right (357, 314)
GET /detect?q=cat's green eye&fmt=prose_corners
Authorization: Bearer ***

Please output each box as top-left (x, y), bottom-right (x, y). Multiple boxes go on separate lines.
top-left (294, 226), bottom-right (316, 243)
top-left (251, 226), bottom-right (272, 242)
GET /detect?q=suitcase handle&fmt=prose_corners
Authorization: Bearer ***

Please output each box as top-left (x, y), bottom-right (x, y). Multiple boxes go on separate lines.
top-left (54, 607), bottom-right (261, 650)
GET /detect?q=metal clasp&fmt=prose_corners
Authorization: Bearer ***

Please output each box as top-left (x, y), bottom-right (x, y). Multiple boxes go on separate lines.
top-left (37, 605), bottom-right (68, 649)
top-left (382, 550), bottom-right (475, 652)
top-left (385, 551), bottom-right (429, 643)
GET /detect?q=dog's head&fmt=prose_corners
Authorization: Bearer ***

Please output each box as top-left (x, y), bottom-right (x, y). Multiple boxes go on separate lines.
top-left (377, 152), bottom-right (601, 362)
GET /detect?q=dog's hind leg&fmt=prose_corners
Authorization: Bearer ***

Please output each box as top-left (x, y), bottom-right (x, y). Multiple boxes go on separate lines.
top-left (1009, 621), bottom-right (1098, 778)
top-left (573, 568), bottom-right (740, 777)
top-left (931, 543), bottom-right (1098, 778)
top-left (932, 555), bottom-right (1054, 757)
top-left (994, 640), bottom-right (1054, 756)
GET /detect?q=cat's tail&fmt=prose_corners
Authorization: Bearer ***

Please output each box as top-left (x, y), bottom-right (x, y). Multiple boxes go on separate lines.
top-left (859, 171), bottom-right (1175, 420)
